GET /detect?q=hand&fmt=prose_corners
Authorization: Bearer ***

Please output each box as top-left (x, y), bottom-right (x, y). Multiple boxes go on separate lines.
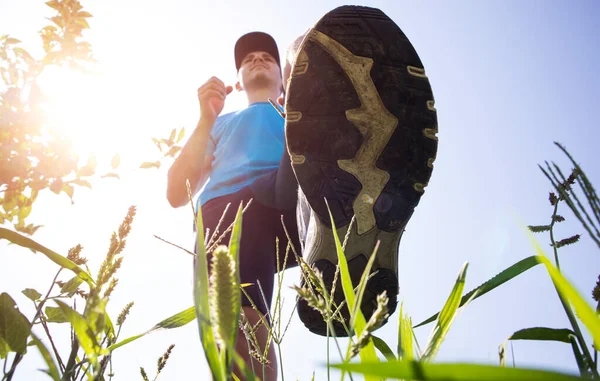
top-left (197, 76), bottom-right (233, 123)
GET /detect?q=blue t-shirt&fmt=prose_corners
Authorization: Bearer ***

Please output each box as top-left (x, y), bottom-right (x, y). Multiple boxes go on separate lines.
top-left (198, 102), bottom-right (284, 207)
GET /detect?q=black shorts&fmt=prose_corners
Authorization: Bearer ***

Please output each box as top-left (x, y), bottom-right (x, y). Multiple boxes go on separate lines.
top-left (200, 186), bottom-right (301, 318)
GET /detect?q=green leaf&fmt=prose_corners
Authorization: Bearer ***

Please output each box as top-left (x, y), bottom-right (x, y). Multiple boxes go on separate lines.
top-left (74, 18), bottom-right (90, 29)
top-left (535, 254), bottom-right (600, 347)
top-left (324, 199), bottom-right (379, 375)
top-left (421, 263), bottom-right (468, 361)
top-left (330, 360), bottom-right (585, 381)
top-left (569, 335), bottom-right (591, 378)
top-left (111, 153), bottom-right (120, 169)
top-left (0, 293), bottom-right (31, 355)
top-left (398, 303), bottom-right (415, 360)
top-left (415, 256), bottom-right (540, 328)
top-left (45, 307), bottom-right (68, 323)
top-left (194, 194), bottom-right (225, 380)
top-left (55, 300), bottom-right (100, 364)
top-left (30, 334), bottom-right (60, 381)
top-left (508, 327), bottom-right (575, 343)
top-left (140, 161), bottom-right (161, 169)
top-left (351, 240), bottom-right (379, 329)
top-left (108, 306), bottom-right (196, 351)
top-left (223, 204), bottom-right (243, 374)
top-left (176, 128), bottom-right (185, 143)
top-left (76, 11), bottom-right (92, 18)
top-left (0, 228), bottom-right (95, 286)
top-left (6, 38), bottom-right (21, 45)
top-left (22, 288), bottom-right (42, 302)
top-left (0, 337), bottom-right (9, 359)
top-left (371, 334), bottom-right (396, 361)
top-left (60, 275), bottom-right (84, 296)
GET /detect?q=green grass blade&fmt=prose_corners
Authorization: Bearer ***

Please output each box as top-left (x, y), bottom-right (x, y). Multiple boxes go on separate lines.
top-left (324, 200), bottom-right (379, 371)
top-left (0, 228), bottom-right (94, 286)
top-left (194, 202), bottom-right (224, 381)
top-left (415, 256), bottom-right (539, 328)
top-left (569, 335), bottom-right (591, 378)
top-left (371, 334), bottom-right (396, 361)
top-left (55, 300), bottom-right (99, 366)
top-left (535, 254), bottom-right (600, 347)
top-left (421, 262), bottom-right (468, 361)
top-left (351, 240), bottom-right (379, 328)
top-left (108, 307), bottom-right (197, 351)
top-left (398, 303), bottom-right (415, 360)
top-left (30, 333), bottom-right (60, 381)
top-left (224, 204), bottom-right (243, 375)
top-left (508, 327), bottom-right (576, 343)
top-left (330, 360), bottom-right (585, 380)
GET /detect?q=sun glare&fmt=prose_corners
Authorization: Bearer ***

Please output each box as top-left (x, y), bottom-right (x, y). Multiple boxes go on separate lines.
top-left (37, 66), bottom-right (147, 170)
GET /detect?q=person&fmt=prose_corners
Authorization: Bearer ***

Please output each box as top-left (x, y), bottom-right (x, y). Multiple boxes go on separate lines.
top-left (167, 5), bottom-right (438, 381)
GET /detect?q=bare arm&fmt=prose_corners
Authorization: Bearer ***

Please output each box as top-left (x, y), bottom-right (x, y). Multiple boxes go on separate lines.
top-left (166, 77), bottom-right (233, 208)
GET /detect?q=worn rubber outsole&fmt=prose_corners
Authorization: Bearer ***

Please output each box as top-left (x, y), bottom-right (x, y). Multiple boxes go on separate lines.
top-left (286, 5), bottom-right (438, 336)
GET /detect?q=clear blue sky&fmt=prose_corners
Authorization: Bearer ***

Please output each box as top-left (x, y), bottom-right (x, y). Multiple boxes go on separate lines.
top-left (1, 0), bottom-right (599, 380)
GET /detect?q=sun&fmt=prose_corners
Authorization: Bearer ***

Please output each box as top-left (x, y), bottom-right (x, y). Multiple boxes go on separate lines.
top-left (37, 65), bottom-right (152, 171)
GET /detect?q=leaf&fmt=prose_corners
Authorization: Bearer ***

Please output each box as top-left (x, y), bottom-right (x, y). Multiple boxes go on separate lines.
top-left (371, 334), bottom-right (396, 361)
top-left (223, 204), bottom-right (243, 373)
top-left (330, 360), bottom-right (585, 381)
top-left (194, 194), bottom-right (225, 380)
top-left (45, 0), bottom-right (60, 11)
top-left (101, 173), bottom-right (120, 179)
top-left (569, 335), bottom-right (591, 378)
top-left (415, 256), bottom-right (540, 328)
top-left (324, 199), bottom-right (379, 375)
top-left (528, 225), bottom-right (550, 233)
top-left (111, 153), bottom-right (120, 169)
top-left (55, 300), bottom-right (100, 365)
top-left (30, 334), bottom-right (60, 381)
top-left (169, 128), bottom-right (176, 144)
top-left (398, 303), bottom-right (414, 360)
top-left (76, 11), bottom-right (92, 18)
top-left (22, 288), bottom-right (42, 302)
top-left (5, 38), bottom-right (21, 45)
top-left (0, 337), bottom-right (9, 359)
top-left (177, 127), bottom-right (185, 143)
top-left (18, 205), bottom-right (32, 221)
top-left (508, 327), bottom-right (575, 343)
top-left (62, 184), bottom-right (74, 199)
top-left (421, 263), bottom-right (468, 361)
top-left (108, 307), bottom-right (196, 352)
top-left (45, 306), bottom-right (68, 323)
top-left (74, 18), bottom-right (90, 29)
top-left (0, 227), bottom-right (95, 286)
top-left (71, 179), bottom-right (92, 188)
top-left (60, 275), bottom-right (84, 296)
top-left (535, 254), bottom-right (600, 347)
top-left (0, 293), bottom-right (31, 355)
top-left (165, 146), bottom-right (181, 158)
top-left (140, 161), bottom-right (161, 169)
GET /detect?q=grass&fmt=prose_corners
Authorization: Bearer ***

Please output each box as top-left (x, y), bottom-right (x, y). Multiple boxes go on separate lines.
top-left (2, 142), bottom-right (599, 381)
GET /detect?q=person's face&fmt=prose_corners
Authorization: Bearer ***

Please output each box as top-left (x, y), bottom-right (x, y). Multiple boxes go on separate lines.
top-left (236, 51), bottom-right (282, 92)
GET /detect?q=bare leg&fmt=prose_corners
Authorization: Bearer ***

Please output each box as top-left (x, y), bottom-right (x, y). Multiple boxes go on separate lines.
top-left (234, 306), bottom-right (277, 381)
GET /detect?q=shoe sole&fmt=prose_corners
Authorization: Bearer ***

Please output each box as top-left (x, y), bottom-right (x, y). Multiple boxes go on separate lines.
top-left (286, 5), bottom-right (438, 336)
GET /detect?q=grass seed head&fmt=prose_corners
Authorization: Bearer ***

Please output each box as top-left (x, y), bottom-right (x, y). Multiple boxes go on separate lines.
top-left (592, 275), bottom-right (600, 302)
top-left (67, 244), bottom-right (87, 265)
top-left (117, 301), bottom-right (134, 326)
top-left (209, 245), bottom-right (240, 348)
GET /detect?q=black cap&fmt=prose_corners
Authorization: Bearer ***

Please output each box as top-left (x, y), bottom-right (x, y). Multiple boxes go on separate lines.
top-left (234, 32), bottom-right (281, 71)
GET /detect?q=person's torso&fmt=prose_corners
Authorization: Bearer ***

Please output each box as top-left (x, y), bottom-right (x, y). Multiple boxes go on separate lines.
top-left (198, 102), bottom-right (285, 206)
